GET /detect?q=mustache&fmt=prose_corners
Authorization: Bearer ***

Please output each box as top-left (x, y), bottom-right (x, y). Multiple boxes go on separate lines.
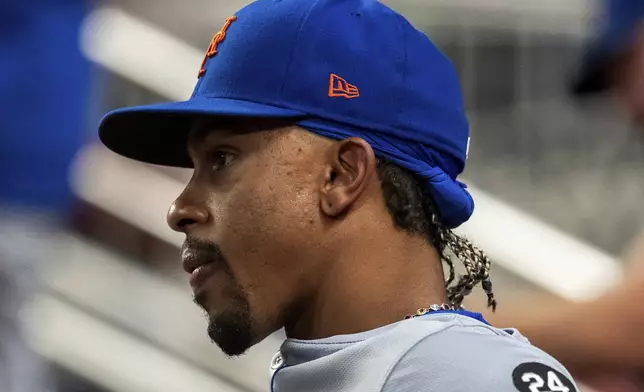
top-left (181, 237), bottom-right (229, 268)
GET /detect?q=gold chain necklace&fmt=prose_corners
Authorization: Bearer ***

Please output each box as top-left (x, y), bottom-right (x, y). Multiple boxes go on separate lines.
top-left (404, 303), bottom-right (460, 320)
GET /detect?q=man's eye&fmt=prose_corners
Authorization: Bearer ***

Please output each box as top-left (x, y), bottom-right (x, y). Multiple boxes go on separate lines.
top-left (211, 151), bottom-right (237, 172)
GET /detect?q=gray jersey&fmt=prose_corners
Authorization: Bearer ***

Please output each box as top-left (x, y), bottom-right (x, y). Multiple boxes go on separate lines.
top-left (270, 311), bottom-right (577, 392)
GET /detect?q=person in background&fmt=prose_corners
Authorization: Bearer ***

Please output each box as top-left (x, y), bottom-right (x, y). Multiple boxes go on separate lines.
top-left (571, 0), bottom-right (644, 122)
top-left (0, 1), bottom-right (90, 391)
top-left (486, 0), bottom-right (644, 390)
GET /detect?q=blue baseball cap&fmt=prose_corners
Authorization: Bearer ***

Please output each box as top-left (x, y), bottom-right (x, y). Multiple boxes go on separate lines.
top-left (99, 0), bottom-right (473, 228)
top-left (572, 0), bottom-right (644, 95)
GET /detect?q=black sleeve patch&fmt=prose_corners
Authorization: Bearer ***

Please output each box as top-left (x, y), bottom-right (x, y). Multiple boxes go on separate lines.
top-left (512, 362), bottom-right (577, 392)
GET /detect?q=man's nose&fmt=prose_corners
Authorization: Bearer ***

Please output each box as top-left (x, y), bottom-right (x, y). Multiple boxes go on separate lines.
top-left (167, 195), bottom-right (209, 233)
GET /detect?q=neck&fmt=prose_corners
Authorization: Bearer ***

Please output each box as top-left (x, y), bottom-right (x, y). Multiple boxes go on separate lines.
top-left (284, 230), bottom-right (447, 340)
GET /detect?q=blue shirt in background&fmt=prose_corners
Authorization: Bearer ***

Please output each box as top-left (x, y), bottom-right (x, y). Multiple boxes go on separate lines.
top-left (0, 1), bottom-right (91, 215)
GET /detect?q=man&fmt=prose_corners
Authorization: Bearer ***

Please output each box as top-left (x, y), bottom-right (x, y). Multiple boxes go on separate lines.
top-left (487, 0), bottom-right (644, 390)
top-left (572, 0), bottom-right (644, 122)
top-left (98, 0), bottom-right (577, 390)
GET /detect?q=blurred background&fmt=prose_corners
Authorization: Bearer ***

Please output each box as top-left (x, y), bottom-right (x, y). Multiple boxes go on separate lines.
top-left (1, 0), bottom-right (642, 391)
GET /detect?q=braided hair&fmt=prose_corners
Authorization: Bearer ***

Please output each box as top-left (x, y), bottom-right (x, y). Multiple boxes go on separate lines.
top-left (376, 159), bottom-right (497, 311)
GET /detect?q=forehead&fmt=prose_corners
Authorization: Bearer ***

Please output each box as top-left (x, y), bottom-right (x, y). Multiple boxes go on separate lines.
top-left (188, 116), bottom-right (295, 145)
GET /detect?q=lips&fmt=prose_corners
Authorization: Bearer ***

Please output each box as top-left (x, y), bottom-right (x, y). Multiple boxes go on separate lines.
top-left (182, 249), bottom-right (218, 290)
top-left (189, 263), bottom-right (217, 290)
top-left (182, 249), bottom-right (207, 274)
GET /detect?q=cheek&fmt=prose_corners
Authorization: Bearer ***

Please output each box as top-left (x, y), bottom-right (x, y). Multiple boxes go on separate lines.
top-left (208, 166), bottom-right (320, 306)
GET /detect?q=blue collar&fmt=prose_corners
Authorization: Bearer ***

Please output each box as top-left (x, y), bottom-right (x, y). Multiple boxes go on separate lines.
top-left (421, 309), bottom-right (491, 325)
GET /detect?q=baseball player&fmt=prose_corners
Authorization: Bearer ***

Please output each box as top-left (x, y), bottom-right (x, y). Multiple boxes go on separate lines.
top-left (98, 0), bottom-right (578, 391)
top-left (487, 0), bottom-right (644, 390)
top-left (572, 0), bottom-right (644, 123)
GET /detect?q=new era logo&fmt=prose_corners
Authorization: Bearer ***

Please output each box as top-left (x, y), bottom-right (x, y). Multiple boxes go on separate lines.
top-left (328, 73), bottom-right (360, 99)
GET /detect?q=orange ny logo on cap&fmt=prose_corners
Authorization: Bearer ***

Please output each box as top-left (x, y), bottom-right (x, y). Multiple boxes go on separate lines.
top-left (198, 16), bottom-right (237, 78)
top-left (328, 73), bottom-right (360, 99)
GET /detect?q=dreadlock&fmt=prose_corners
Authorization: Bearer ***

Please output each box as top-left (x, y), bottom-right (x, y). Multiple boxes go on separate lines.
top-left (376, 159), bottom-right (497, 311)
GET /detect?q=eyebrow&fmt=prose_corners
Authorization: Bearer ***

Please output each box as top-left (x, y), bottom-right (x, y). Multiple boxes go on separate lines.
top-left (189, 116), bottom-right (297, 146)
top-left (189, 118), bottom-right (244, 145)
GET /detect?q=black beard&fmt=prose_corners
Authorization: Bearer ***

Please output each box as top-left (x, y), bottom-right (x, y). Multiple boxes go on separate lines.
top-left (193, 279), bottom-right (254, 357)
top-left (184, 237), bottom-right (256, 356)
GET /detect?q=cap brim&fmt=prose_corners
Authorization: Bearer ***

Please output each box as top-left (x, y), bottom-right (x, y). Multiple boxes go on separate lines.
top-left (99, 97), bottom-right (306, 167)
top-left (570, 27), bottom-right (637, 97)
top-left (570, 50), bottom-right (611, 97)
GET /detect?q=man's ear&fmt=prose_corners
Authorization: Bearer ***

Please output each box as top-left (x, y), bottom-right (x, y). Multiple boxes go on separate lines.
top-left (319, 137), bottom-right (377, 217)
